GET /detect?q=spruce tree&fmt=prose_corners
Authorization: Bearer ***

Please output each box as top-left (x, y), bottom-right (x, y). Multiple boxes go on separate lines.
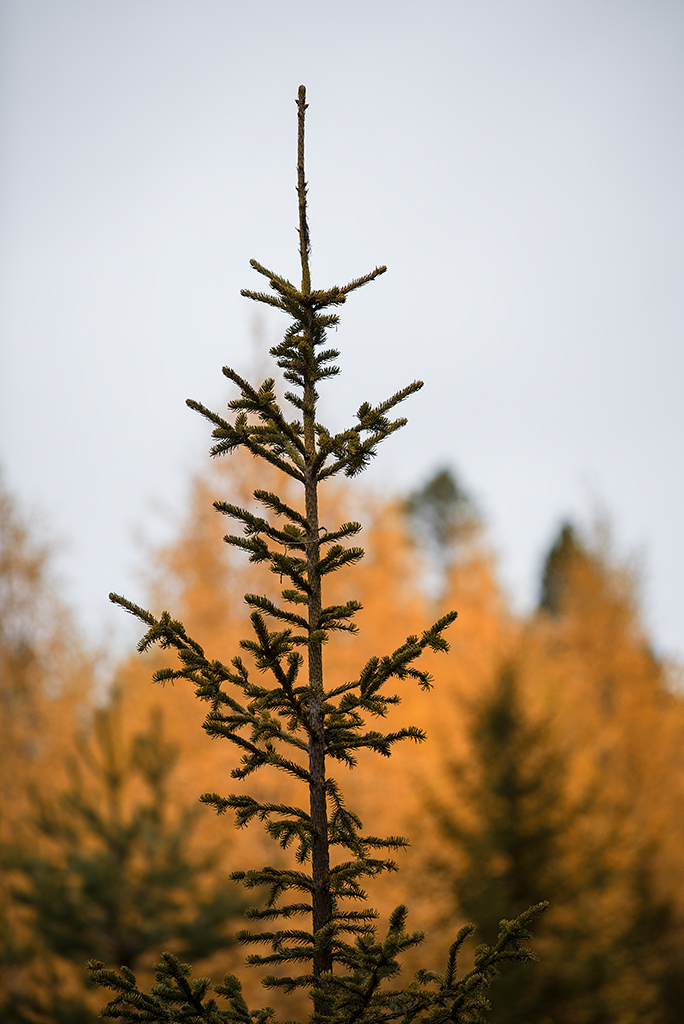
top-left (431, 662), bottom-right (575, 1023)
top-left (538, 522), bottom-right (582, 617)
top-left (89, 86), bottom-right (546, 1023)
top-left (434, 663), bottom-right (564, 942)
top-left (0, 477), bottom-right (94, 1023)
top-left (429, 526), bottom-right (684, 1024)
top-left (534, 522), bottom-right (684, 1022)
top-left (2, 690), bottom-right (247, 1024)
top-left (405, 470), bottom-right (477, 559)
top-left (404, 469), bottom-right (479, 600)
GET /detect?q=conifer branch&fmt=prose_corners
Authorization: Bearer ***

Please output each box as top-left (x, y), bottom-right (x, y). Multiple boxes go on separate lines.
top-left (222, 367), bottom-right (306, 455)
top-left (244, 593), bottom-right (310, 630)
top-left (253, 489), bottom-right (309, 529)
top-left (239, 287), bottom-right (290, 312)
top-left (245, 259), bottom-right (299, 296)
top-left (316, 382), bottom-right (425, 478)
top-left (339, 266), bottom-right (388, 294)
top-left (319, 521), bottom-right (363, 544)
top-left (216, 504), bottom-right (306, 550)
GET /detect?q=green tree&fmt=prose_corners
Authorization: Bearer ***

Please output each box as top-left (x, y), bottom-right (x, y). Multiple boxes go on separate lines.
top-left (538, 522), bottom-right (583, 617)
top-left (431, 662), bottom-right (569, 1023)
top-left (405, 469), bottom-right (479, 599)
top-left (430, 521), bottom-right (684, 1024)
top-left (2, 689), bottom-right (247, 1024)
top-left (0, 477), bottom-right (94, 1023)
top-left (406, 469), bottom-right (477, 558)
top-left (435, 663), bottom-right (563, 941)
top-left (0, 476), bottom-right (87, 804)
top-left (534, 522), bottom-right (684, 1023)
top-left (89, 86), bottom-right (545, 1024)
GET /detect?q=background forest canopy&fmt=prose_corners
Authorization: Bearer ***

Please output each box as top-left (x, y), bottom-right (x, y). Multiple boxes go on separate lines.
top-left (2, 444), bottom-right (684, 1023)
top-left (1, 9), bottom-right (683, 1017)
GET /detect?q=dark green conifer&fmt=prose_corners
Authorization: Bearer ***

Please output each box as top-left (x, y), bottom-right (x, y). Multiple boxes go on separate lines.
top-left (431, 662), bottom-right (571, 1022)
top-left (404, 468), bottom-right (479, 600)
top-left (538, 522), bottom-right (583, 616)
top-left (0, 477), bottom-right (94, 1024)
top-left (2, 692), bottom-right (246, 1023)
top-left (88, 86), bottom-right (546, 1023)
top-left (433, 652), bottom-right (684, 1023)
top-left (405, 469), bottom-right (477, 558)
top-left (435, 664), bottom-right (563, 939)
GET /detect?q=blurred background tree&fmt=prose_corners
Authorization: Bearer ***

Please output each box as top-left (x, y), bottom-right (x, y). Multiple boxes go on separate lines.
top-left (430, 660), bottom-right (572, 1020)
top-left (2, 463), bottom-right (684, 1021)
top-left (7, 691), bottom-right (247, 969)
top-left (426, 521), bottom-right (684, 1023)
top-left (405, 468), bottom-right (480, 599)
top-left (429, 656), bottom-right (682, 1023)
top-left (529, 521), bottom-right (684, 1022)
top-left (0, 476), bottom-right (90, 814)
top-left (0, 477), bottom-right (94, 1021)
top-left (0, 478), bottom-right (247, 1023)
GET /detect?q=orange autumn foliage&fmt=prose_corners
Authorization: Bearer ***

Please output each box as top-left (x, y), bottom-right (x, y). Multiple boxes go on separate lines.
top-left (3, 457), bottom-right (684, 1021)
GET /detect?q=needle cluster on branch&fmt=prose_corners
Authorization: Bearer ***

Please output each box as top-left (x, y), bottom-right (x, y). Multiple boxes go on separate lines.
top-left (89, 86), bottom-right (546, 1024)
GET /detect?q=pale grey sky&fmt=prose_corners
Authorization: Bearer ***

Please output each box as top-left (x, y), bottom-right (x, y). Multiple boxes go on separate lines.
top-left (1, 1), bottom-right (682, 663)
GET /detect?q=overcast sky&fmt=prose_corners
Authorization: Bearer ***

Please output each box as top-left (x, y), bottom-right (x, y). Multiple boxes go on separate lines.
top-left (1, 1), bottom-right (682, 666)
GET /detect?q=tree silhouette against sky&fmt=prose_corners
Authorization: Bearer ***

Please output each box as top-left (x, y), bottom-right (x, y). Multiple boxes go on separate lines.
top-left (89, 87), bottom-right (545, 1024)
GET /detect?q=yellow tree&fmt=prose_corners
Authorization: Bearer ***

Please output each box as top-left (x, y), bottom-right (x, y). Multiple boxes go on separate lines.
top-left (523, 523), bottom-right (684, 1021)
top-left (0, 478), bottom-right (94, 1021)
